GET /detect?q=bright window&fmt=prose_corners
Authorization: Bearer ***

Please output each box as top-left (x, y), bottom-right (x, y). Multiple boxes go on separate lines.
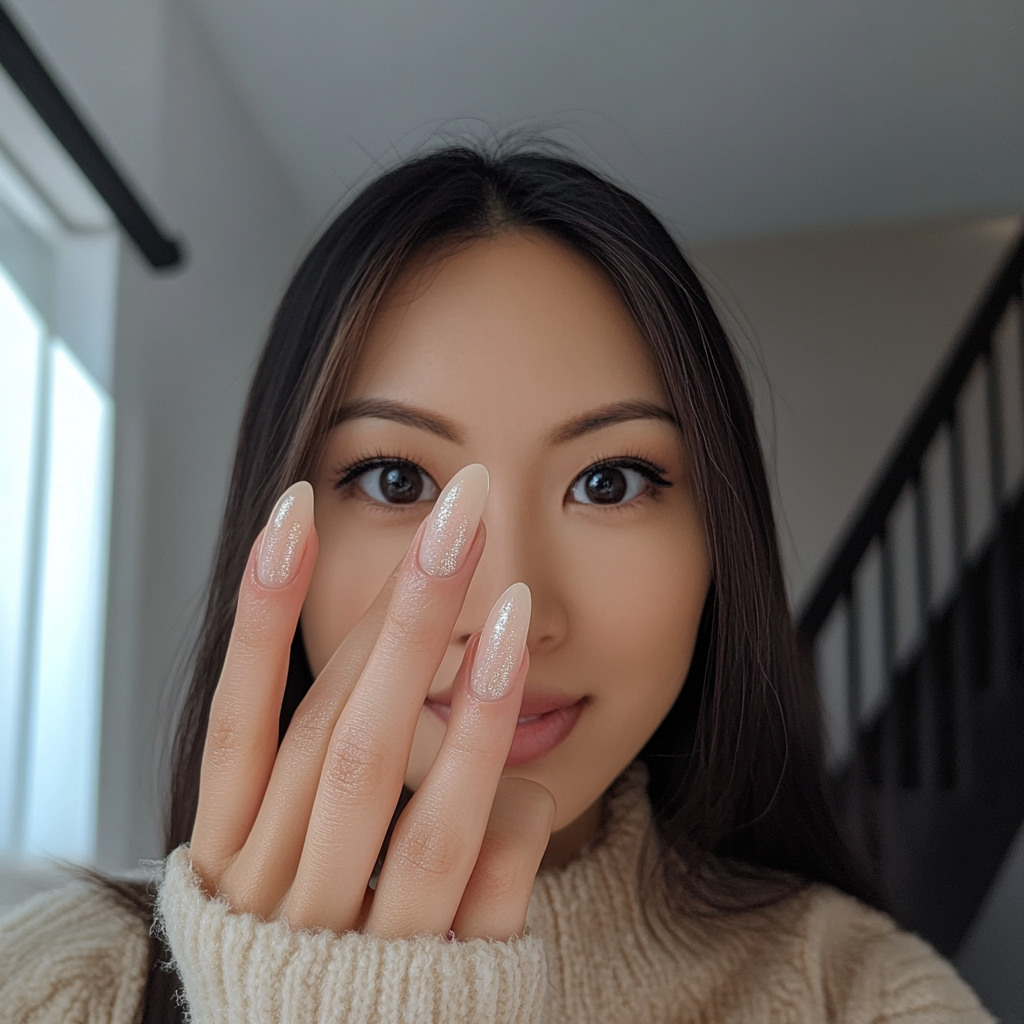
top-left (0, 259), bottom-right (113, 861)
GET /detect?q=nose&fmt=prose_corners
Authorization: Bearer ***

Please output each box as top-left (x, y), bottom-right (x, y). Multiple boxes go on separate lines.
top-left (450, 481), bottom-right (566, 655)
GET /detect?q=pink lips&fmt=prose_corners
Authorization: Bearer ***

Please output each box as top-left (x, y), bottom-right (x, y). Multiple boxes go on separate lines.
top-left (425, 695), bottom-right (587, 767)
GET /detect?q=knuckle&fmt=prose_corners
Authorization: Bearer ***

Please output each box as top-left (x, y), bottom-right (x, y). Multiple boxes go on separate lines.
top-left (379, 617), bottom-right (436, 662)
top-left (442, 728), bottom-right (493, 765)
top-left (203, 696), bottom-right (252, 770)
top-left (320, 727), bottom-right (389, 797)
top-left (380, 590), bottom-right (439, 659)
top-left (390, 816), bottom-right (463, 878)
top-left (281, 699), bottom-right (332, 757)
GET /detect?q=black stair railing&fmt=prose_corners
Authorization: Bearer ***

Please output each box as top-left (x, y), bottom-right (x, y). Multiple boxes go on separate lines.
top-left (797, 229), bottom-right (1024, 955)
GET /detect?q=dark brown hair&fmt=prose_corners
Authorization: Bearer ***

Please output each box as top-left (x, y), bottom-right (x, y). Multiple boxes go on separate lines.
top-left (125, 144), bottom-right (878, 1021)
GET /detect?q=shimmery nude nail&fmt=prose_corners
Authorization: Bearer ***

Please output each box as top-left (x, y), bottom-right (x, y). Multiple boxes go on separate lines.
top-left (418, 464), bottom-right (489, 577)
top-left (257, 481), bottom-right (314, 588)
top-left (471, 582), bottom-right (532, 701)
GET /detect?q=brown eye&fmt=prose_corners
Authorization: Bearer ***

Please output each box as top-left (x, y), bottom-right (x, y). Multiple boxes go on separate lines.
top-left (570, 465), bottom-right (647, 505)
top-left (357, 463), bottom-right (439, 505)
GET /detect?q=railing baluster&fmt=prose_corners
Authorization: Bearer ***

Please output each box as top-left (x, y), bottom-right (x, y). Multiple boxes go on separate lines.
top-left (984, 343), bottom-right (1005, 519)
top-left (845, 582), bottom-right (861, 744)
top-left (913, 472), bottom-right (932, 625)
top-left (880, 528), bottom-right (897, 679)
top-left (913, 474), bottom-right (935, 789)
top-left (985, 329), bottom-right (1014, 693)
top-left (1017, 289), bottom-right (1024, 678)
top-left (879, 528), bottom-right (898, 789)
top-left (949, 411), bottom-right (968, 579)
top-left (1019, 289), bottom-right (1024, 460)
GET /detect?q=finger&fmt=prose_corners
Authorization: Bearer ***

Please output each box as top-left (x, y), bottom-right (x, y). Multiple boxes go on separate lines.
top-left (450, 778), bottom-right (555, 941)
top-left (284, 464), bottom-right (490, 930)
top-left (364, 582), bottom-right (532, 939)
top-left (223, 552), bottom-right (402, 915)
top-left (190, 482), bottom-right (317, 884)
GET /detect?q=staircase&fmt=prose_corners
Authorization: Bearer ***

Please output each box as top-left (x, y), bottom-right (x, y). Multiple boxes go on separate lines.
top-left (798, 231), bottom-right (1024, 958)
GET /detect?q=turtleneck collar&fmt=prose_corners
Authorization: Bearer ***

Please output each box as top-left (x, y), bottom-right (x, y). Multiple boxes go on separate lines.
top-left (525, 760), bottom-right (692, 1024)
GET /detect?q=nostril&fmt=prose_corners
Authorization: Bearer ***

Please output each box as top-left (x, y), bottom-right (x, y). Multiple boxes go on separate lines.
top-left (454, 624), bottom-right (486, 647)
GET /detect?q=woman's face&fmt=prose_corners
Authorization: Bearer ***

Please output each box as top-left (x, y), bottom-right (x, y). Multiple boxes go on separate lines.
top-left (301, 230), bottom-right (710, 853)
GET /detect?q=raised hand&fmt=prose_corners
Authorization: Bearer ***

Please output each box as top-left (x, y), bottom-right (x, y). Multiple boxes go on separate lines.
top-left (188, 464), bottom-right (556, 942)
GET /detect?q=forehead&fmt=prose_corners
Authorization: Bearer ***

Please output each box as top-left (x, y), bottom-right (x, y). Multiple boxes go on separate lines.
top-left (348, 231), bottom-right (666, 428)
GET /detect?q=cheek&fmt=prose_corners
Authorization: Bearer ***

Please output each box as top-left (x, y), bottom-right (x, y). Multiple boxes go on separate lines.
top-left (572, 516), bottom-right (709, 709)
top-left (300, 519), bottom-right (416, 674)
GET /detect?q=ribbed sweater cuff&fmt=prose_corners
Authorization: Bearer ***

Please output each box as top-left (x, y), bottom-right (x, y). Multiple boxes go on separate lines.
top-left (156, 847), bottom-right (548, 1024)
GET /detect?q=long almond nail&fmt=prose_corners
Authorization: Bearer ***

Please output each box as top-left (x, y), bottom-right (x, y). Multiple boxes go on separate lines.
top-left (257, 481), bottom-right (314, 588)
top-left (418, 464), bottom-right (489, 577)
top-left (471, 583), bottom-right (531, 701)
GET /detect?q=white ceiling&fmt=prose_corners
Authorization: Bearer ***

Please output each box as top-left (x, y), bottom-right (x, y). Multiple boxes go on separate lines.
top-left (184, 0), bottom-right (1024, 241)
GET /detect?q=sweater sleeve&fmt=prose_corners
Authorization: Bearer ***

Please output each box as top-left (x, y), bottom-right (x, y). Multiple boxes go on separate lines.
top-left (810, 887), bottom-right (994, 1024)
top-left (0, 883), bottom-right (151, 1024)
top-left (156, 846), bottom-right (549, 1024)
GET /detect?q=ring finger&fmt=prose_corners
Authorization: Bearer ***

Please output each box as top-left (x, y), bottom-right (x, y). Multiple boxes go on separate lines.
top-left (364, 582), bottom-right (532, 938)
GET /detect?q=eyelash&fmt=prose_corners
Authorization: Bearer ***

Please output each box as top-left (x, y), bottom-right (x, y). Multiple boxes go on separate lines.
top-left (575, 452), bottom-right (672, 505)
top-left (333, 448), bottom-right (423, 490)
top-left (332, 448), bottom-right (672, 507)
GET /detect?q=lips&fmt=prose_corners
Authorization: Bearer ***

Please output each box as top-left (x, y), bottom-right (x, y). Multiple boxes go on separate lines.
top-left (424, 693), bottom-right (588, 766)
top-left (425, 688), bottom-right (582, 718)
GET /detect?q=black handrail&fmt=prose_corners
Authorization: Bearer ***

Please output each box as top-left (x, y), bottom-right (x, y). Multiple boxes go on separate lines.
top-left (0, 3), bottom-right (184, 269)
top-left (798, 231), bottom-right (1024, 641)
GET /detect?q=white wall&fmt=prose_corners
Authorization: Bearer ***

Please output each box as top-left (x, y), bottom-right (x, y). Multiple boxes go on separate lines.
top-left (691, 216), bottom-right (1022, 604)
top-left (8, 0), bottom-right (311, 869)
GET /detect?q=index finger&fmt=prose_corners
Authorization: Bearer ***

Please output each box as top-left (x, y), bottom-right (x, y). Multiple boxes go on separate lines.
top-left (285, 463), bottom-right (490, 930)
top-left (224, 547), bottom-right (403, 913)
top-left (190, 481), bottom-right (317, 881)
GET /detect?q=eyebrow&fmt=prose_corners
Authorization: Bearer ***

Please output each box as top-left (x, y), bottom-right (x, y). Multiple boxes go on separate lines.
top-left (546, 400), bottom-right (678, 444)
top-left (329, 397), bottom-right (677, 445)
top-left (330, 398), bottom-right (466, 443)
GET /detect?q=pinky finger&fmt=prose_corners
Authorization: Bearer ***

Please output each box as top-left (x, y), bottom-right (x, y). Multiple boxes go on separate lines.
top-left (449, 778), bottom-right (555, 941)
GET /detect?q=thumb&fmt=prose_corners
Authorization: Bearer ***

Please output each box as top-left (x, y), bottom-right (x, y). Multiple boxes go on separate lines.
top-left (449, 777), bottom-right (555, 941)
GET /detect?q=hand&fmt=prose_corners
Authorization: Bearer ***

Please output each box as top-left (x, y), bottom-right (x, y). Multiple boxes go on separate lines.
top-left (188, 465), bottom-right (556, 942)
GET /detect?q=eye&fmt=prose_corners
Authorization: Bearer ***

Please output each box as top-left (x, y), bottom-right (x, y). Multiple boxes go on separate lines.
top-left (355, 462), bottom-right (440, 505)
top-left (569, 464), bottom-right (651, 505)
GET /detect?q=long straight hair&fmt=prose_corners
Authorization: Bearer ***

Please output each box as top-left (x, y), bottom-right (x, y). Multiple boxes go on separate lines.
top-left (128, 145), bottom-right (878, 1022)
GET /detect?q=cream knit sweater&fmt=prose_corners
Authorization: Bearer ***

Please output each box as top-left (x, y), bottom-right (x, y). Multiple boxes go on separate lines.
top-left (0, 764), bottom-right (993, 1024)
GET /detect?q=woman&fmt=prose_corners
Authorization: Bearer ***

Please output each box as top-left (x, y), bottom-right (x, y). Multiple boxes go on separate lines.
top-left (0, 146), bottom-right (990, 1023)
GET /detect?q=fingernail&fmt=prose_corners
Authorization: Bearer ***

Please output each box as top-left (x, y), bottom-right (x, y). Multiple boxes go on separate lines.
top-left (471, 582), bottom-right (531, 702)
top-left (418, 464), bottom-right (489, 577)
top-left (257, 481), bottom-right (314, 588)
